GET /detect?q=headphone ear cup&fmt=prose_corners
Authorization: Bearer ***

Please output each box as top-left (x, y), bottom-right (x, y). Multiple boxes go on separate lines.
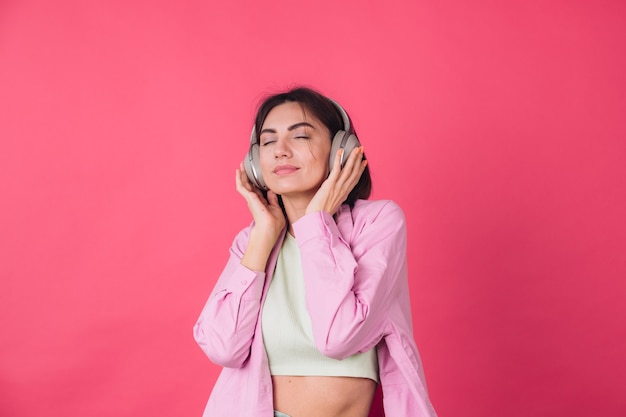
top-left (329, 131), bottom-right (362, 172)
top-left (244, 143), bottom-right (267, 190)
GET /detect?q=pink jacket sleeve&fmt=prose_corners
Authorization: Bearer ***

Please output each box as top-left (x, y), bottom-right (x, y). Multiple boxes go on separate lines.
top-left (292, 200), bottom-right (408, 360)
top-left (193, 226), bottom-right (267, 368)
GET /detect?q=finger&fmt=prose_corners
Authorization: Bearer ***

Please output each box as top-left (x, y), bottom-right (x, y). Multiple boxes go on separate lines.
top-left (267, 191), bottom-right (281, 208)
top-left (237, 163), bottom-right (256, 192)
top-left (328, 148), bottom-right (343, 180)
top-left (239, 162), bottom-right (251, 188)
top-left (344, 146), bottom-right (363, 171)
top-left (235, 165), bottom-right (245, 192)
top-left (336, 149), bottom-right (365, 195)
top-left (348, 147), bottom-right (366, 177)
top-left (348, 158), bottom-right (367, 185)
top-left (236, 163), bottom-right (259, 200)
top-left (235, 169), bottom-right (250, 196)
top-left (336, 146), bottom-right (364, 186)
top-left (252, 185), bottom-right (266, 202)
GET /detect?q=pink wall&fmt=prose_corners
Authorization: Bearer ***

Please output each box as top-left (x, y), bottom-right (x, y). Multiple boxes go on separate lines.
top-left (1, 1), bottom-right (625, 416)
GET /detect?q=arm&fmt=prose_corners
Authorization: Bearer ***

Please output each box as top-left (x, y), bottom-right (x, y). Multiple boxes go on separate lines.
top-left (193, 164), bottom-right (286, 368)
top-left (193, 226), bottom-right (267, 368)
top-left (293, 200), bottom-right (408, 359)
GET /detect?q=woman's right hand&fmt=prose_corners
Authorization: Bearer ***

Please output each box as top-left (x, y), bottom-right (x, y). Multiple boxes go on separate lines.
top-left (236, 162), bottom-right (285, 270)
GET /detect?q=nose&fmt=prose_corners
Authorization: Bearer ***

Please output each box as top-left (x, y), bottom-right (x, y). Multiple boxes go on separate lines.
top-left (273, 136), bottom-right (292, 159)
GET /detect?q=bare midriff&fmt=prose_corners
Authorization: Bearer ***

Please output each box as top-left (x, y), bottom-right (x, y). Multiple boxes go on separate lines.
top-left (272, 375), bottom-right (377, 417)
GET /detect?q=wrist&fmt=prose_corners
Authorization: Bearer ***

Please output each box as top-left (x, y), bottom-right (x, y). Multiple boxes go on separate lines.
top-left (241, 229), bottom-right (278, 272)
top-left (251, 223), bottom-right (283, 242)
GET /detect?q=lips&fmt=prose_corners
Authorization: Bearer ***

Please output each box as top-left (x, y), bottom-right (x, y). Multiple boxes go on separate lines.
top-left (273, 164), bottom-right (299, 175)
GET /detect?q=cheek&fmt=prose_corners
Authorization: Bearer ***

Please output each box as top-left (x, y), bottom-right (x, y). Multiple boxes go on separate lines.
top-left (315, 146), bottom-right (332, 169)
top-left (306, 152), bottom-right (330, 180)
top-left (258, 150), bottom-right (273, 171)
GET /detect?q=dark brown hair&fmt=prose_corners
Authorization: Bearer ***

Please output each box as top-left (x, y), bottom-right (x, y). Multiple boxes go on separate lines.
top-left (254, 87), bottom-right (372, 206)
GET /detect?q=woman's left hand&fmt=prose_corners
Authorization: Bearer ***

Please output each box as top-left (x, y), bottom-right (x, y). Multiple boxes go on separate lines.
top-left (306, 146), bottom-right (367, 216)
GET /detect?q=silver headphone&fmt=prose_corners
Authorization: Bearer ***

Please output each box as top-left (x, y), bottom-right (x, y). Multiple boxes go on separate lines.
top-left (243, 99), bottom-right (361, 190)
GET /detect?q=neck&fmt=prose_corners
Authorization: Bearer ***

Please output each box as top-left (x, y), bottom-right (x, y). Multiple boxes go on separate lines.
top-left (280, 192), bottom-right (315, 235)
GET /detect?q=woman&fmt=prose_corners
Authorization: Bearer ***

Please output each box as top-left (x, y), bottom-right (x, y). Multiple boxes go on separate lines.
top-left (194, 87), bottom-right (437, 417)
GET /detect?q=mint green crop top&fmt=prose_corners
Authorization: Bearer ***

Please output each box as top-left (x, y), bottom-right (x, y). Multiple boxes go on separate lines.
top-left (261, 233), bottom-right (379, 382)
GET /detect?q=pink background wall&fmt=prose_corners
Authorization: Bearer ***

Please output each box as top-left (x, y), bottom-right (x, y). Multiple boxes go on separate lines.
top-left (1, 1), bottom-right (625, 416)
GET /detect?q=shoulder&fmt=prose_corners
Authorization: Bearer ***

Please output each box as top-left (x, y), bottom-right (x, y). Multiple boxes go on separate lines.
top-left (334, 199), bottom-right (408, 256)
top-left (338, 199), bottom-right (406, 240)
top-left (349, 199), bottom-right (406, 223)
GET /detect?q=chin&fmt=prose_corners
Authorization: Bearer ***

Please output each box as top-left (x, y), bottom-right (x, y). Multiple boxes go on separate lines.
top-left (267, 184), bottom-right (318, 199)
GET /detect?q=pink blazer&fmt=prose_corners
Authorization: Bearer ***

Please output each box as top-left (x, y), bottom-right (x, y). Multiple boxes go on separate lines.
top-left (194, 199), bottom-right (437, 417)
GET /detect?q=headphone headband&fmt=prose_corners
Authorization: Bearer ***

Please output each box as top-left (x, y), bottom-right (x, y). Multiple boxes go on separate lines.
top-left (328, 98), bottom-right (352, 135)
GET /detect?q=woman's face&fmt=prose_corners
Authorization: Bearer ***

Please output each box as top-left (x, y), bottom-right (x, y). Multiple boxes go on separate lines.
top-left (259, 101), bottom-right (332, 199)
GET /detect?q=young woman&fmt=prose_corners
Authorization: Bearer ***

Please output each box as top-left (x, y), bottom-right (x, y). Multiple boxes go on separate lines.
top-left (194, 87), bottom-right (437, 417)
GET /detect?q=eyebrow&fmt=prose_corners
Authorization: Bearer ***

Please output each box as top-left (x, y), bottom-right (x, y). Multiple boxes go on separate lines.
top-left (259, 122), bottom-right (316, 135)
